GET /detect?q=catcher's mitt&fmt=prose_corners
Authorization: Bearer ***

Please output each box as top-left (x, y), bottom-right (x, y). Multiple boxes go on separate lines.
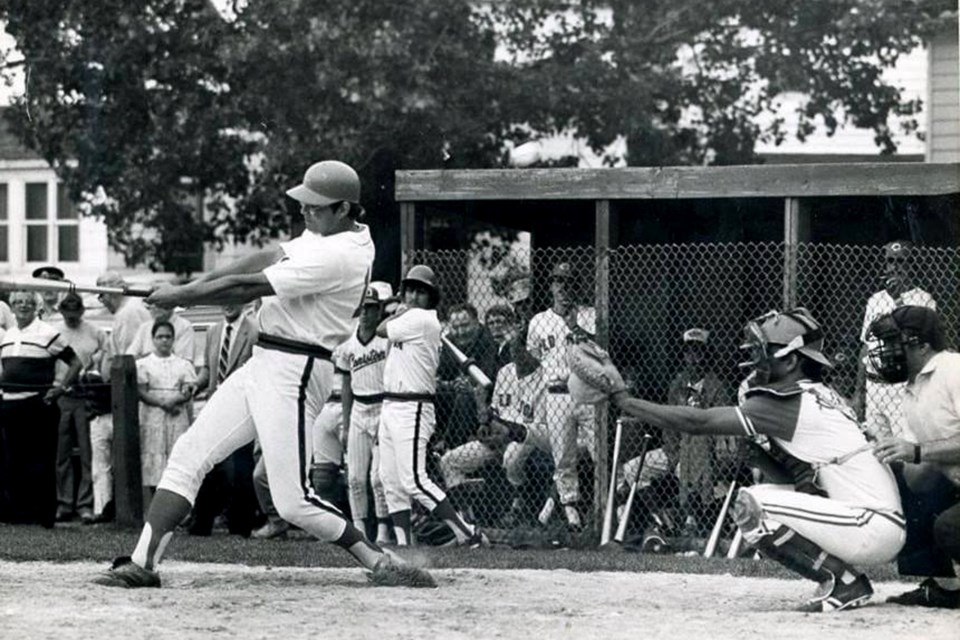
top-left (566, 339), bottom-right (627, 405)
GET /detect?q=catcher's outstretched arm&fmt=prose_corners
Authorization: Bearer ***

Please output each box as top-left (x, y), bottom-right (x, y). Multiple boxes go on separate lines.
top-left (611, 391), bottom-right (744, 436)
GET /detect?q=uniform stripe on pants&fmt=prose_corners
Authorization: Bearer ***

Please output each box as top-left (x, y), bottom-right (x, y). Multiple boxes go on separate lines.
top-left (295, 356), bottom-right (340, 516)
top-left (412, 402), bottom-right (443, 506)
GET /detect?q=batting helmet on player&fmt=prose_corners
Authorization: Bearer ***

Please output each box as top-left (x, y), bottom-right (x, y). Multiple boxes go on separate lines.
top-left (286, 160), bottom-right (361, 206)
top-left (401, 265), bottom-right (440, 308)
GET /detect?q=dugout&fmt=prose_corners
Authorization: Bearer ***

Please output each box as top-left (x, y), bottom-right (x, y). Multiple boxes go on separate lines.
top-left (395, 163), bottom-right (960, 531)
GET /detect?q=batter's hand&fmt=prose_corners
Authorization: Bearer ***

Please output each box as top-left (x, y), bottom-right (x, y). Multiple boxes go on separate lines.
top-left (145, 282), bottom-right (181, 308)
top-left (873, 436), bottom-right (914, 464)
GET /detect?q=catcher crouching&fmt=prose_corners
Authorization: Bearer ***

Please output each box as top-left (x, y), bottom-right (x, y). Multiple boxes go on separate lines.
top-left (568, 308), bottom-right (905, 612)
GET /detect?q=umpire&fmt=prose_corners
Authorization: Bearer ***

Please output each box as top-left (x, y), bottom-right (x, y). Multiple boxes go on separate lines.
top-left (0, 290), bottom-right (83, 527)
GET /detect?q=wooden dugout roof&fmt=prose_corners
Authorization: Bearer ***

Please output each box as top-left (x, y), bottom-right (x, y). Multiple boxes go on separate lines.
top-left (395, 162), bottom-right (960, 201)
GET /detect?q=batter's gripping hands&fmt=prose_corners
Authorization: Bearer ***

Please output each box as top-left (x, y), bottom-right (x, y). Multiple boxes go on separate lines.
top-left (567, 339), bottom-right (627, 404)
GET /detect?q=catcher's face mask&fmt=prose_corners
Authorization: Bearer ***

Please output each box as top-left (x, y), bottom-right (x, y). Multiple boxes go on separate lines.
top-left (739, 308), bottom-right (829, 384)
top-left (866, 313), bottom-right (914, 384)
top-left (739, 313), bottom-right (776, 384)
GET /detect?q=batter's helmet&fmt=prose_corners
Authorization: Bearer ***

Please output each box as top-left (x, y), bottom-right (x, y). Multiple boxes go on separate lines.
top-left (286, 160), bottom-right (360, 206)
top-left (401, 265), bottom-right (440, 307)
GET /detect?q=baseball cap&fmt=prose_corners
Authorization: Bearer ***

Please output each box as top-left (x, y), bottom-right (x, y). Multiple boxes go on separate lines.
top-left (757, 308), bottom-right (833, 367)
top-left (286, 160), bottom-right (360, 206)
top-left (682, 328), bottom-right (710, 345)
top-left (551, 263), bottom-right (572, 280)
top-left (509, 278), bottom-right (531, 304)
top-left (58, 292), bottom-right (84, 312)
top-left (884, 240), bottom-right (913, 261)
top-left (890, 305), bottom-right (945, 350)
top-left (32, 265), bottom-right (65, 280)
top-left (363, 281), bottom-right (393, 305)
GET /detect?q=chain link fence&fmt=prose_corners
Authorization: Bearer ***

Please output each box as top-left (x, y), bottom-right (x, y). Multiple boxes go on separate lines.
top-left (408, 242), bottom-right (959, 551)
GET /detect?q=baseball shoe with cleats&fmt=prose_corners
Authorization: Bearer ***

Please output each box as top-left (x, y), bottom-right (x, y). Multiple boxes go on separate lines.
top-left (92, 556), bottom-right (161, 589)
top-left (367, 553), bottom-right (437, 589)
top-left (251, 520), bottom-right (289, 540)
top-left (461, 528), bottom-right (490, 549)
top-left (887, 578), bottom-right (960, 609)
top-left (796, 574), bottom-right (873, 612)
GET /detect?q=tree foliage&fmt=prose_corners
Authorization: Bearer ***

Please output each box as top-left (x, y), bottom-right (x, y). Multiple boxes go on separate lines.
top-left (0, 0), bottom-right (954, 272)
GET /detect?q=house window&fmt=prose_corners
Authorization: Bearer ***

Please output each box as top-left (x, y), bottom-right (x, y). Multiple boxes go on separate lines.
top-left (23, 181), bottom-right (80, 264)
top-left (0, 183), bottom-right (7, 262)
top-left (25, 182), bottom-right (47, 262)
top-left (57, 184), bottom-right (79, 261)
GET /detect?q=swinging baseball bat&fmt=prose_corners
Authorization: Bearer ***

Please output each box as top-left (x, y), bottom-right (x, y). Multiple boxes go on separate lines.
top-left (441, 335), bottom-right (493, 390)
top-left (0, 276), bottom-right (151, 297)
top-left (600, 418), bottom-right (624, 546)
top-left (704, 479), bottom-right (738, 558)
top-left (614, 432), bottom-right (653, 544)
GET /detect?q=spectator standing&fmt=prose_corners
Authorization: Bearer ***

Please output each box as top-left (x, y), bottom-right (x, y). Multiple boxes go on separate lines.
top-left (857, 241), bottom-right (936, 441)
top-left (32, 265), bottom-right (65, 324)
top-left (136, 321), bottom-right (197, 496)
top-left (52, 292), bottom-right (107, 523)
top-left (127, 299), bottom-right (202, 370)
top-left (868, 306), bottom-right (960, 609)
top-left (0, 290), bottom-right (82, 527)
top-left (664, 328), bottom-right (732, 537)
top-left (90, 272), bottom-right (152, 522)
top-left (0, 294), bottom-right (14, 330)
top-left (485, 304), bottom-right (518, 374)
top-left (188, 304), bottom-right (258, 536)
top-left (526, 262), bottom-right (596, 530)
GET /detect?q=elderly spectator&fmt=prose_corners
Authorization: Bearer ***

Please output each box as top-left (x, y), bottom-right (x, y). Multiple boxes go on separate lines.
top-left (857, 240), bottom-right (936, 441)
top-left (485, 304), bottom-right (518, 374)
top-left (0, 290), bottom-right (83, 527)
top-left (32, 265), bottom-right (65, 324)
top-left (53, 292), bottom-right (107, 524)
top-left (436, 302), bottom-right (499, 450)
top-left (89, 271), bottom-right (152, 522)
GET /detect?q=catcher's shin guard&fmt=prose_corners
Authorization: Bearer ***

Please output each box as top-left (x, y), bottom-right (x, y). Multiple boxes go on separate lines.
top-left (755, 524), bottom-right (861, 587)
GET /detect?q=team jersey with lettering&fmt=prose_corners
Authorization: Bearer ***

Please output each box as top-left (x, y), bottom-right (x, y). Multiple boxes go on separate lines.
top-left (526, 307), bottom-right (596, 385)
top-left (492, 362), bottom-right (546, 427)
top-left (735, 379), bottom-right (902, 513)
top-left (383, 308), bottom-right (441, 395)
top-left (336, 331), bottom-right (389, 397)
top-left (261, 226), bottom-right (374, 351)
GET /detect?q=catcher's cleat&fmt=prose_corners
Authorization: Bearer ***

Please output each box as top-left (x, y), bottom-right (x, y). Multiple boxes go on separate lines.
top-left (796, 574), bottom-right (873, 612)
top-left (887, 578), bottom-right (960, 609)
top-left (92, 556), bottom-right (161, 589)
top-left (461, 528), bottom-right (490, 549)
top-left (367, 554), bottom-right (437, 589)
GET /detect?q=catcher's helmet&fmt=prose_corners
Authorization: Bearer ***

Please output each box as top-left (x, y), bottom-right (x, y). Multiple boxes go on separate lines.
top-left (740, 308), bottom-right (832, 382)
top-left (286, 160), bottom-right (360, 206)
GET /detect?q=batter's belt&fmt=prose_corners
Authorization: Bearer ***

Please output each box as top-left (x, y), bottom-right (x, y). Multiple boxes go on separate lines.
top-left (257, 333), bottom-right (333, 360)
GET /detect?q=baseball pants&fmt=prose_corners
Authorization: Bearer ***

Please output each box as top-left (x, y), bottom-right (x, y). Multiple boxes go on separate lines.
top-left (441, 439), bottom-right (498, 489)
top-left (378, 399), bottom-right (446, 514)
top-left (347, 402), bottom-right (388, 521)
top-left (158, 346), bottom-right (348, 541)
top-left (740, 484), bottom-right (905, 565)
top-left (545, 391), bottom-right (594, 505)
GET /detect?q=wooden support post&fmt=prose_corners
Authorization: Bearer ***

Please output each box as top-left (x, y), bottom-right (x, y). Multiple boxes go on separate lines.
top-left (594, 199), bottom-right (614, 532)
top-left (111, 355), bottom-right (143, 528)
top-left (782, 197), bottom-right (810, 309)
top-left (400, 202), bottom-right (419, 276)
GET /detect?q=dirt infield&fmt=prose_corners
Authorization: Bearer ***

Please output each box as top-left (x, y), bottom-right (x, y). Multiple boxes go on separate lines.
top-left (0, 560), bottom-right (955, 640)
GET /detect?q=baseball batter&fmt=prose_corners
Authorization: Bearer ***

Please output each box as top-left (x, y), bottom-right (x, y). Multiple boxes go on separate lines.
top-left (376, 265), bottom-right (486, 547)
top-left (604, 308), bottom-right (905, 611)
top-left (338, 282), bottom-right (393, 544)
top-left (93, 160), bottom-right (434, 589)
top-left (526, 261), bottom-right (596, 529)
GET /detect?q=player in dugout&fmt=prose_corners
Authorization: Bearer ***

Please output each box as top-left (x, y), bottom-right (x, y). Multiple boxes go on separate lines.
top-left (570, 307), bottom-right (905, 612)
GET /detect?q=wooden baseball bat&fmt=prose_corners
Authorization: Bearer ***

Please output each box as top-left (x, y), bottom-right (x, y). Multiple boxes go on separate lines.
top-left (0, 276), bottom-right (151, 297)
top-left (441, 335), bottom-right (493, 389)
top-left (704, 479), bottom-right (738, 558)
top-left (726, 528), bottom-right (744, 559)
top-left (600, 418), bottom-right (624, 546)
top-left (614, 432), bottom-right (652, 543)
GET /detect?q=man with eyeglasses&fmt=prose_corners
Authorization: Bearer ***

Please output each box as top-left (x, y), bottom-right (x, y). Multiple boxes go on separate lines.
top-left (856, 241), bottom-right (936, 442)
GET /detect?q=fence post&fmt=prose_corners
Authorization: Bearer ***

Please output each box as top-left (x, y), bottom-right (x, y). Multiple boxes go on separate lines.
top-left (594, 199), bottom-right (614, 532)
top-left (111, 355), bottom-right (143, 527)
top-left (400, 202), bottom-right (420, 275)
top-left (783, 197), bottom-right (810, 309)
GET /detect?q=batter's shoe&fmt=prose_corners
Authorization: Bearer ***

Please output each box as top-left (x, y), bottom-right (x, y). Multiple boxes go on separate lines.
top-left (367, 554), bottom-right (437, 589)
top-left (887, 579), bottom-right (960, 609)
top-left (796, 574), bottom-right (873, 612)
top-left (92, 557), bottom-right (161, 588)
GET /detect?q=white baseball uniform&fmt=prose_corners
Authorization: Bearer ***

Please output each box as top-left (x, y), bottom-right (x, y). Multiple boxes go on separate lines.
top-left (378, 308), bottom-right (447, 513)
top-left (337, 330), bottom-right (390, 521)
top-left (157, 225), bottom-right (374, 542)
top-left (860, 288), bottom-right (936, 441)
top-left (525, 306), bottom-right (596, 505)
top-left (735, 379), bottom-right (905, 565)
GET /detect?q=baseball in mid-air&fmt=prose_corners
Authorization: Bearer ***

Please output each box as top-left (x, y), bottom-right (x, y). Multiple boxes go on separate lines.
top-left (509, 140), bottom-right (542, 167)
